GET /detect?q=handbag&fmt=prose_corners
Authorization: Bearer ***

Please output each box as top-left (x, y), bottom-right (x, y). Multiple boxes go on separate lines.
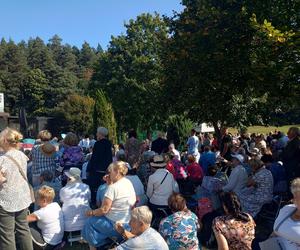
top-left (5, 155), bottom-right (35, 203)
top-left (259, 208), bottom-right (297, 250)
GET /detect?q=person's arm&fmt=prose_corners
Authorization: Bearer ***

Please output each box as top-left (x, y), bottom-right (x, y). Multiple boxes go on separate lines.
top-left (115, 222), bottom-right (136, 240)
top-left (222, 168), bottom-right (238, 192)
top-left (146, 176), bottom-right (154, 199)
top-left (213, 220), bottom-right (229, 250)
top-left (27, 213), bottom-right (38, 223)
top-left (86, 197), bottom-right (112, 217)
top-left (214, 230), bottom-right (229, 250)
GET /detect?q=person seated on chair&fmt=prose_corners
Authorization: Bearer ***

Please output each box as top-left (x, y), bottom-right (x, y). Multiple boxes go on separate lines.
top-left (159, 193), bottom-right (200, 250)
top-left (213, 192), bottom-right (255, 250)
top-left (238, 157), bottom-right (273, 218)
top-left (272, 178), bottom-right (300, 249)
top-left (59, 167), bottom-right (91, 232)
top-left (27, 186), bottom-right (64, 250)
top-left (114, 206), bottom-right (169, 250)
top-left (222, 154), bottom-right (248, 194)
top-left (82, 161), bottom-right (136, 250)
top-left (146, 155), bottom-right (179, 216)
top-left (186, 154), bottom-right (204, 188)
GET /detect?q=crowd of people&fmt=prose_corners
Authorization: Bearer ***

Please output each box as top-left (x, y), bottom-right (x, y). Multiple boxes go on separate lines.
top-left (0, 125), bottom-right (300, 250)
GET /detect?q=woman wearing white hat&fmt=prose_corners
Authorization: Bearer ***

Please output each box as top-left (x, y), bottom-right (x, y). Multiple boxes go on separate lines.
top-left (59, 167), bottom-right (91, 232)
top-left (146, 155), bottom-right (179, 215)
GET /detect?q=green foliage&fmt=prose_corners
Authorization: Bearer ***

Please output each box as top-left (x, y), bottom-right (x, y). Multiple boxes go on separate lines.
top-left (47, 94), bottom-right (95, 136)
top-left (162, 0), bottom-right (300, 133)
top-left (165, 115), bottom-right (195, 149)
top-left (0, 36), bottom-right (100, 117)
top-left (93, 90), bottom-right (117, 144)
top-left (89, 13), bottom-right (168, 132)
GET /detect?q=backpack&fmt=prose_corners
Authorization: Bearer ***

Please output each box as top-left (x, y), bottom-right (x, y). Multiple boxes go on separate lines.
top-left (196, 197), bottom-right (214, 221)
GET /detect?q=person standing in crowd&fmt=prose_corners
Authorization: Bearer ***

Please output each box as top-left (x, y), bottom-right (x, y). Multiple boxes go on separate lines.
top-left (281, 127), bottom-right (300, 185)
top-left (220, 127), bottom-right (232, 161)
top-left (78, 134), bottom-right (90, 154)
top-left (168, 143), bottom-right (181, 160)
top-left (222, 154), bottom-right (248, 194)
top-left (31, 130), bottom-right (56, 187)
top-left (151, 131), bottom-right (169, 154)
top-left (187, 129), bottom-right (200, 163)
top-left (86, 127), bottom-right (113, 205)
top-left (200, 146), bottom-right (216, 174)
top-left (213, 192), bottom-right (255, 250)
top-left (125, 129), bottom-right (140, 169)
top-left (0, 128), bottom-right (33, 250)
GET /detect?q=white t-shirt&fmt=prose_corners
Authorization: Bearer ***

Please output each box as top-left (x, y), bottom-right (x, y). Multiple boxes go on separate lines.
top-left (104, 177), bottom-right (136, 223)
top-left (59, 182), bottom-right (91, 232)
top-left (34, 202), bottom-right (64, 245)
top-left (274, 204), bottom-right (300, 249)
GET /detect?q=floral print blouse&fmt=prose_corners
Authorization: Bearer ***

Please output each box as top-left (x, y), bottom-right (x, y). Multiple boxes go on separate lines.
top-left (159, 210), bottom-right (200, 250)
top-left (213, 214), bottom-right (255, 250)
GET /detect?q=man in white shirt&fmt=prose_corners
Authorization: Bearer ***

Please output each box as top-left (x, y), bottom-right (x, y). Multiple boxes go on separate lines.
top-left (222, 154), bottom-right (248, 194)
top-left (187, 129), bottom-right (200, 162)
top-left (168, 143), bottom-right (181, 160)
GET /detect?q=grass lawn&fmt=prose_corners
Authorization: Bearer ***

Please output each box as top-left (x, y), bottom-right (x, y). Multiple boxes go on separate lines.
top-left (228, 124), bottom-right (300, 135)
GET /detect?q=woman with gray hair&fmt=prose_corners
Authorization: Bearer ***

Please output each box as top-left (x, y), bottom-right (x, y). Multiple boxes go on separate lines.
top-left (86, 127), bottom-right (113, 204)
top-left (265, 178), bottom-right (300, 249)
top-left (114, 206), bottom-right (168, 250)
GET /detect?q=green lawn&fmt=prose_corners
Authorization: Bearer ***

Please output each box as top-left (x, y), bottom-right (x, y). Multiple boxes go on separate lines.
top-left (228, 124), bottom-right (300, 135)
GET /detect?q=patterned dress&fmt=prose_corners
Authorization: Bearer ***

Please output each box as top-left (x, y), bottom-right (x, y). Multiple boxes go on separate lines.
top-left (213, 214), bottom-right (255, 250)
top-left (159, 210), bottom-right (200, 250)
top-left (238, 167), bottom-right (273, 217)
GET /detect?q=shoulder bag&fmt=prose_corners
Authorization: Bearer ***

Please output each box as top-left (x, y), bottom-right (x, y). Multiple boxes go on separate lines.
top-left (5, 154), bottom-right (35, 203)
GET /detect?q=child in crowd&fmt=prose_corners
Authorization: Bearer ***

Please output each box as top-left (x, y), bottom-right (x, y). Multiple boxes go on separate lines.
top-left (27, 186), bottom-right (64, 250)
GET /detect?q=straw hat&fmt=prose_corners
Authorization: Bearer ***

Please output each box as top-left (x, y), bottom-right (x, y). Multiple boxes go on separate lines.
top-left (150, 155), bottom-right (166, 168)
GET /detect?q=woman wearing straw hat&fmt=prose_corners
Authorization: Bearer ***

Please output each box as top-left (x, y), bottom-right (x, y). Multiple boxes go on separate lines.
top-left (146, 155), bottom-right (179, 216)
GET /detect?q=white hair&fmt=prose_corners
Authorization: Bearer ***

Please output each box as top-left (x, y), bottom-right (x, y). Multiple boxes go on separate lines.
top-left (97, 127), bottom-right (108, 136)
top-left (291, 178), bottom-right (300, 195)
top-left (131, 206), bottom-right (152, 225)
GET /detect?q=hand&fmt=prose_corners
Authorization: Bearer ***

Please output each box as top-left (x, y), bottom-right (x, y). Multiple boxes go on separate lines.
top-left (86, 210), bottom-right (94, 217)
top-left (115, 222), bottom-right (125, 235)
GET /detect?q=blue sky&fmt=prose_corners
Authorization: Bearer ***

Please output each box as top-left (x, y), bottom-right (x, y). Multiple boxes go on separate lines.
top-left (0, 0), bottom-right (183, 49)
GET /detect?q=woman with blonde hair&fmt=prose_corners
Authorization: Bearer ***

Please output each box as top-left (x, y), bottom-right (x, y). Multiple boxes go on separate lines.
top-left (82, 161), bottom-right (136, 250)
top-left (0, 127), bottom-right (33, 250)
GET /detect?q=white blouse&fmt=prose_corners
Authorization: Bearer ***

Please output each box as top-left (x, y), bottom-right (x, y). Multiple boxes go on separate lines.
top-left (0, 149), bottom-right (32, 212)
top-left (274, 204), bottom-right (300, 249)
